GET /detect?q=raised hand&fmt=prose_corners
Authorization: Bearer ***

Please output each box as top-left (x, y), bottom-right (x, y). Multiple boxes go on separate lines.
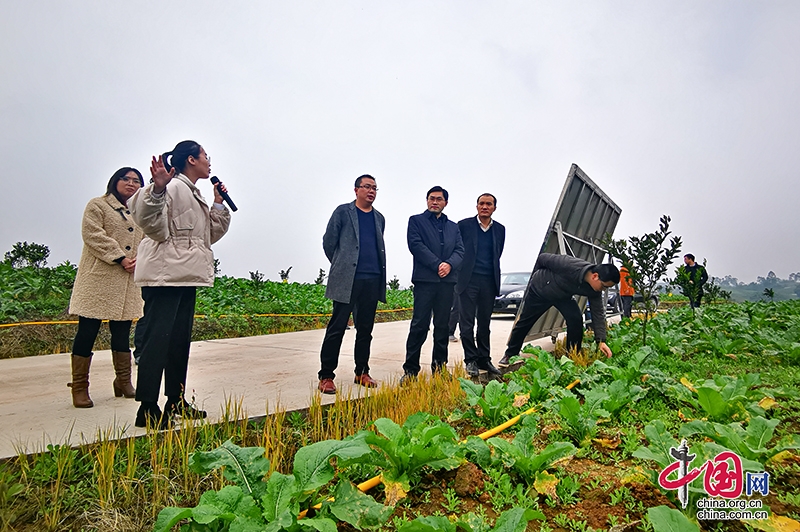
top-left (150, 155), bottom-right (175, 193)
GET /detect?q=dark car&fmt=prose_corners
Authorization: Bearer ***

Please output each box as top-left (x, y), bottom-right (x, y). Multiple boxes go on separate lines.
top-left (493, 271), bottom-right (531, 314)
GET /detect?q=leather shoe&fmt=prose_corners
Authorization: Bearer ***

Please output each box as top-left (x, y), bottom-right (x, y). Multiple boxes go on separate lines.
top-left (354, 373), bottom-right (378, 388)
top-left (399, 373), bottom-right (416, 387)
top-left (318, 378), bottom-right (336, 394)
top-left (465, 361), bottom-right (481, 377)
top-left (481, 361), bottom-right (503, 376)
top-left (498, 354), bottom-right (512, 367)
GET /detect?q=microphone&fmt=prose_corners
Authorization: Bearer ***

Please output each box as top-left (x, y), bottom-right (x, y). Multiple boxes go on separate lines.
top-left (210, 176), bottom-right (238, 212)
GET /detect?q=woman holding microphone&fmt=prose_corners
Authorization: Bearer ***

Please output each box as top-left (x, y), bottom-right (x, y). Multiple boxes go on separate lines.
top-left (130, 140), bottom-right (231, 428)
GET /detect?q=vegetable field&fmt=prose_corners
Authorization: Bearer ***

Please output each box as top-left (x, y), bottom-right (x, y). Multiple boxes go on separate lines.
top-left (1, 300), bottom-right (799, 531)
top-left (0, 263), bottom-right (414, 358)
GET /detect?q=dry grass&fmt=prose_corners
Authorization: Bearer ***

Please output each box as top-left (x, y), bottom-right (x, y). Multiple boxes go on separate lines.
top-left (3, 370), bottom-right (468, 531)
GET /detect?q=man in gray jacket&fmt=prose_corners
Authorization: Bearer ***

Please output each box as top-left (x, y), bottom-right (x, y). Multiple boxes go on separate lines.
top-left (499, 253), bottom-right (619, 365)
top-left (318, 175), bottom-right (386, 394)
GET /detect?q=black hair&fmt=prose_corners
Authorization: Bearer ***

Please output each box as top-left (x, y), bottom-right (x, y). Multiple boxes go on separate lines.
top-left (684, 253), bottom-right (695, 261)
top-left (162, 140), bottom-right (202, 174)
top-left (477, 193), bottom-right (497, 206)
top-left (594, 263), bottom-right (620, 284)
top-left (355, 174), bottom-right (376, 188)
top-left (106, 167), bottom-right (144, 204)
top-left (426, 186), bottom-right (449, 202)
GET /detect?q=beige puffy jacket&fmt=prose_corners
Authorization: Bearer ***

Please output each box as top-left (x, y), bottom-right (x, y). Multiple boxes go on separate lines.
top-left (130, 174), bottom-right (230, 287)
top-left (68, 194), bottom-right (144, 321)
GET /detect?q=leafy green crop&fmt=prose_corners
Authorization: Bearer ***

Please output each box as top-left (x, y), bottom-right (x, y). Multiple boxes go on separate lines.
top-left (646, 505), bottom-right (699, 532)
top-left (583, 379), bottom-right (645, 418)
top-left (670, 373), bottom-right (791, 423)
top-left (459, 379), bottom-right (527, 427)
top-left (633, 420), bottom-right (764, 518)
top-left (397, 507), bottom-right (544, 532)
top-left (554, 394), bottom-right (609, 447)
top-left (679, 416), bottom-right (800, 466)
top-left (153, 437), bottom-right (384, 532)
top-left (483, 416), bottom-right (576, 486)
top-left (356, 412), bottom-right (464, 502)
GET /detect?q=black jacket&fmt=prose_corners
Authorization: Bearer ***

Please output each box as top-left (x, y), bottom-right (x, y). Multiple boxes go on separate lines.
top-left (528, 253), bottom-right (608, 342)
top-left (685, 263), bottom-right (708, 288)
top-left (407, 210), bottom-right (464, 284)
top-left (455, 216), bottom-right (505, 296)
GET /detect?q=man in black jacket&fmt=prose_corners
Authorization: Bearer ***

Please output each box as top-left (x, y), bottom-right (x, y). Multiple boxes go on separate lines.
top-left (683, 254), bottom-right (708, 308)
top-left (456, 193), bottom-right (505, 377)
top-left (402, 186), bottom-right (464, 382)
top-left (499, 254), bottom-right (619, 365)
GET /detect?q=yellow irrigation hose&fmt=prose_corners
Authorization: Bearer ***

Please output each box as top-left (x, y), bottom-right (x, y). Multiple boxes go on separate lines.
top-left (0, 308), bottom-right (414, 329)
top-left (298, 375), bottom-right (582, 518)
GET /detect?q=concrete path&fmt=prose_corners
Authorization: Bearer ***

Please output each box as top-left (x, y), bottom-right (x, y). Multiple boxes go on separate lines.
top-left (0, 316), bottom-right (560, 458)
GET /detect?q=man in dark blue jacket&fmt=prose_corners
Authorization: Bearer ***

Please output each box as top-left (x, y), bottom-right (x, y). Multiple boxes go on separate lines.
top-left (500, 253), bottom-right (619, 365)
top-left (402, 186), bottom-right (464, 383)
top-left (456, 193), bottom-right (505, 377)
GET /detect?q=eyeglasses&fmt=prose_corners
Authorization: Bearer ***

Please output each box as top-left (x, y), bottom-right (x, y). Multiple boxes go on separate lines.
top-left (358, 185), bottom-right (378, 191)
top-left (428, 196), bottom-right (446, 202)
top-left (120, 176), bottom-right (142, 187)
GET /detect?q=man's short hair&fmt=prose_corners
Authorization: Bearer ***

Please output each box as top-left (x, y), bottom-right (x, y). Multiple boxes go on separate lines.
top-left (427, 186), bottom-right (448, 202)
top-left (684, 253), bottom-right (695, 261)
top-left (594, 264), bottom-right (621, 284)
top-left (355, 174), bottom-right (375, 188)
top-left (477, 193), bottom-right (497, 206)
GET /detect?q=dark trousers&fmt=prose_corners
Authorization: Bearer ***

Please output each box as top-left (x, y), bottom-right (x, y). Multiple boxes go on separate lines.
top-left (458, 274), bottom-right (496, 365)
top-left (404, 282), bottom-right (455, 375)
top-left (448, 286), bottom-right (459, 336)
top-left (72, 316), bottom-right (132, 357)
top-left (690, 290), bottom-right (703, 308)
top-left (135, 286), bottom-right (196, 403)
top-left (133, 309), bottom-right (148, 363)
top-left (620, 295), bottom-right (633, 318)
top-left (505, 292), bottom-right (584, 358)
top-left (318, 277), bottom-right (381, 380)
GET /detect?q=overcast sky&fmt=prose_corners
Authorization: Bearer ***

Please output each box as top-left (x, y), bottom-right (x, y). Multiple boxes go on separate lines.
top-left (2, 1), bottom-right (798, 286)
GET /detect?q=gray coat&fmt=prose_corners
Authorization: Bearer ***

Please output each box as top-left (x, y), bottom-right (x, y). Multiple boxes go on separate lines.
top-left (323, 201), bottom-right (387, 304)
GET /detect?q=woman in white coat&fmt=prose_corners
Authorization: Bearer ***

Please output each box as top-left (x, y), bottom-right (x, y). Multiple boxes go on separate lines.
top-left (68, 168), bottom-right (144, 408)
top-left (129, 140), bottom-right (231, 428)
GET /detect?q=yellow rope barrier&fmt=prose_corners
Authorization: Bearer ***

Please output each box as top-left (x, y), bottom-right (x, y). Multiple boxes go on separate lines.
top-left (0, 308), bottom-right (414, 329)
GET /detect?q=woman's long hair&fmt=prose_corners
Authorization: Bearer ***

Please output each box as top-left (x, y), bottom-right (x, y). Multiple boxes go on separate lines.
top-left (106, 167), bottom-right (144, 205)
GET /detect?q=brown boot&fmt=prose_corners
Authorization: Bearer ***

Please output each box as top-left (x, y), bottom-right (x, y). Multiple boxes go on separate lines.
top-left (112, 350), bottom-right (136, 398)
top-left (68, 354), bottom-right (93, 408)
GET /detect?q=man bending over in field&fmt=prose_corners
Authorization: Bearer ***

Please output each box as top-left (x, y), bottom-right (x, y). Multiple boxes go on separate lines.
top-left (499, 254), bottom-right (619, 365)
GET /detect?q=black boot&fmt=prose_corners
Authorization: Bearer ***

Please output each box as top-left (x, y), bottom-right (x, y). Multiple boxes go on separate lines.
top-left (135, 402), bottom-right (172, 429)
top-left (165, 396), bottom-right (207, 419)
